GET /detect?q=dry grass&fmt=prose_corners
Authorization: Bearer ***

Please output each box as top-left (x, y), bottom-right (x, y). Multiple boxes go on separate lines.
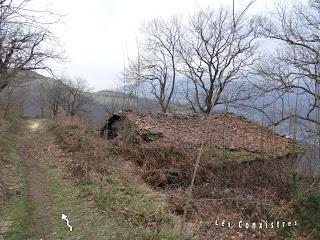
top-left (106, 132), bottom-right (304, 239)
top-left (48, 117), bottom-right (315, 239)
top-left (115, 143), bottom-right (294, 194)
top-left (48, 117), bottom-right (190, 239)
top-left (48, 117), bottom-right (110, 180)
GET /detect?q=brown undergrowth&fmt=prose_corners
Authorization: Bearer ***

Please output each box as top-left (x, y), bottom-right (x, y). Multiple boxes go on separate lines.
top-left (49, 117), bottom-right (309, 239)
top-left (49, 117), bottom-right (109, 181)
top-left (109, 132), bottom-right (306, 239)
top-left (48, 117), bottom-right (189, 239)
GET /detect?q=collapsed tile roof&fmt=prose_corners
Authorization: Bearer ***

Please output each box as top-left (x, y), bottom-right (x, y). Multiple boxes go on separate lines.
top-left (107, 111), bottom-right (293, 153)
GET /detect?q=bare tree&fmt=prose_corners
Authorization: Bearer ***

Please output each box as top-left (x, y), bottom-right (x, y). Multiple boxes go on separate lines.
top-left (47, 79), bottom-right (64, 118)
top-left (124, 17), bottom-right (181, 113)
top-left (0, 0), bottom-right (63, 92)
top-left (1, 82), bottom-right (16, 118)
top-left (32, 79), bottom-right (50, 117)
top-left (61, 77), bottom-right (92, 117)
top-left (234, 0), bottom-right (320, 176)
top-left (179, 5), bottom-right (257, 114)
top-left (251, 0), bottom-right (320, 173)
top-left (104, 95), bottom-right (118, 115)
top-left (256, 0), bottom-right (320, 140)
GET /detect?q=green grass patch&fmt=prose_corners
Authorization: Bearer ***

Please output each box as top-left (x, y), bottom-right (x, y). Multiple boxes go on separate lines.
top-left (44, 167), bottom-right (124, 240)
top-left (290, 173), bottom-right (320, 239)
top-left (77, 174), bottom-right (189, 240)
top-left (291, 189), bottom-right (320, 239)
top-left (278, 173), bottom-right (320, 239)
top-left (44, 167), bottom-right (189, 239)
top-left (0, 184), bottom-right (33, 240)
top-left (0, 142), bottom-right (33, 240)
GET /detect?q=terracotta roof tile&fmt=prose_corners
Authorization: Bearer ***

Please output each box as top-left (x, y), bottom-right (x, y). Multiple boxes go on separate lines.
top-left (110, 111), bottom-right (292, 153)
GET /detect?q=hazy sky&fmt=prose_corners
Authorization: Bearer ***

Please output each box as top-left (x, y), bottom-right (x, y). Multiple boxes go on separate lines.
top-left (32, 0), bottom-right (271, 91)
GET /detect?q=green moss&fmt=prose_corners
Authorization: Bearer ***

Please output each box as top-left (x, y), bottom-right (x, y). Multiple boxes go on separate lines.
top-left (142, 132), bottom-right (163, 142)
top-left (227, 150), bottom-right (261, 162)
top-left (204, 143), bottom-right (305, 164)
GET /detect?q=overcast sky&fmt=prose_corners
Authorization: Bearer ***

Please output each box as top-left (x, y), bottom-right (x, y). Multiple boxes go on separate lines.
top-left (31, 0), bottom-right (274, 91)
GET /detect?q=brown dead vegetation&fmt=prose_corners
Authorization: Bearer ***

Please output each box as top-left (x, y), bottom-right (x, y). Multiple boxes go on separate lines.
top-left (102, 114), bottom-right (302, 239)
top-left (49, 116), bottom-right (111, 182)
top-left (115, 142), bottom-right (300, 238)
top-left (49, 116), bottom-right (304, 239)
top-left (115, 142), bottom-right (295, 193)
top-left (117, 143), bottom-right (294, 194)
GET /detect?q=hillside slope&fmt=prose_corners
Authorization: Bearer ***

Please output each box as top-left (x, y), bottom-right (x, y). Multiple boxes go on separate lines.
top-left (0, 71), bottom-right (186, 126)
top-left (0, 118), bottom-right (189, 239)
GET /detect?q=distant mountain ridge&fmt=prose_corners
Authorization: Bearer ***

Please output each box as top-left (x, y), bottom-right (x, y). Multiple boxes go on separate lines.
top-left (1, 71), bottom-right (315, 136)
top-left (0, 71), bottom-right (184, 126)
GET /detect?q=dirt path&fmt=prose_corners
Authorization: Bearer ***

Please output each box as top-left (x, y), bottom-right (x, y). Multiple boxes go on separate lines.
top-left (1, 119), bottom-right (186, 240)
top-left (19, 120), bottom-right (52, 239)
